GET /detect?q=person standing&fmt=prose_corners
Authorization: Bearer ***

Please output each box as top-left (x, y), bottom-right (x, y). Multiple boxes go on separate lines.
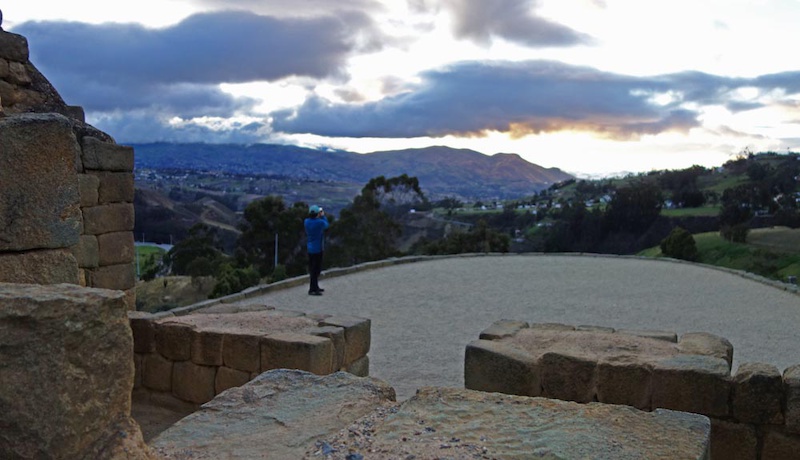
top-left (304, 204), bottom-right (329, 295)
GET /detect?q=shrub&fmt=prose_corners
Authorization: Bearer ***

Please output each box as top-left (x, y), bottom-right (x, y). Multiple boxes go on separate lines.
top-left (720, 223), bottom-right (750, 243)
top-left (210, 264), bottom-right (261, 298)
top-left (271, 264), bottom-right (287, 282)
top-left (660, 227), bottom-right (698, 261)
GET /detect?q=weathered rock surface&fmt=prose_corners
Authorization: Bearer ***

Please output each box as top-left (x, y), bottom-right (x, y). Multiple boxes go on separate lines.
top-left (0, 113), bottom-right (81, 253)
top-left (0, 282), bottom-right (152, 459)
top-left (0, 248), bottom-right (79, 284)
top-left (150, 369), bottom-right (397, 459)
top-left (149, 369), bottom-right (709, 460)
top-left (306, 387), bottom-right (711, 460)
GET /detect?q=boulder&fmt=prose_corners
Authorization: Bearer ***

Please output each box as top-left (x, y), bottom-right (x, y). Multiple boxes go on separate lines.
top-left (0, 282), bottom-right (151, 459)
top-left (150, 369), bottom-right (396, 459)
top-left (307, 387), bottom-right (711, 459)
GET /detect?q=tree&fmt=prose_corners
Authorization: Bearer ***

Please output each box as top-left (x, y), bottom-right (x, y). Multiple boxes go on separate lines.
top-left (416, 219), bottom-right (509, 255)
top-left (164, 224), bottom-right (225, 276)
top-left (605, 182), bottom-right (663, 234)
top-left (328, 175), bottom-right (425, 266)
top-left (237, 196), bottom-right (309, 276)
top-left (660, 227), bottom-right (698, 261)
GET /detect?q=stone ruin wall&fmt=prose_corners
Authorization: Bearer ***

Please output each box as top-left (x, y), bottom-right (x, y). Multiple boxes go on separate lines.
top-left (0, 28), bottom-right (137, 308)
top-left (465, 321), bottom-right (800, 460)
top-left (130, 307), bottom-right (371, 408)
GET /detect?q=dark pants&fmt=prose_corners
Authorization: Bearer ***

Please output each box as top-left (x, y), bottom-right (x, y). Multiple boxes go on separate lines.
top-left (308, 251), bottom-right (323, 292)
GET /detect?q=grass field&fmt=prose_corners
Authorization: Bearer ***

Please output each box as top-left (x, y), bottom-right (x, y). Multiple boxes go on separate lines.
top-left (135, 246), bottom-right (167, 279)
top-left (640, 227), bottom-right (800, 282)
top-left (661, 206), bottom-right (720, 217)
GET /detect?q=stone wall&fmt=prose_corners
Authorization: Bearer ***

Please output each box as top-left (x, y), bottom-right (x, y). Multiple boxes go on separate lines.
top-left (131, 306), bottom-right (371, 406)
top-left (0, 282), bottom-right (152, 459)
top-left (464, 321), bottom-right (800, 460)
top-left (0, 28), bottom-right (136, 308)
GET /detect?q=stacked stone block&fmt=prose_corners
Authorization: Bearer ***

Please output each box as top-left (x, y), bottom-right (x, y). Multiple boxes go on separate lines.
top-left (0, 28), bottom-right (84, 118)
top-left (0, 28), bottom-right (136, 307)
top-left (465, 321), bottom-right (800, 460)
top-left (131, 307), bottom-right (371, 406)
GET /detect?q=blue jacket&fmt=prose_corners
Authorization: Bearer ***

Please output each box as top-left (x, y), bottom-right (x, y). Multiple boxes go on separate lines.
top-left (304, 216), bottom-right (329, 254)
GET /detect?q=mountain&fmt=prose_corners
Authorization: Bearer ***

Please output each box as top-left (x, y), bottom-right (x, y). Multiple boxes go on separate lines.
top-left (132, 143), bottom-right (572, 200)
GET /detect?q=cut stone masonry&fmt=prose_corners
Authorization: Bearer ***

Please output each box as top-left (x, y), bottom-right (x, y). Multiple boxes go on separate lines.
top-left (465, 321), bottom-right (800, 460)
top-left (0, 27), bottom-right (137, 308)
top-left (131, 304), bottom-right (371, 406)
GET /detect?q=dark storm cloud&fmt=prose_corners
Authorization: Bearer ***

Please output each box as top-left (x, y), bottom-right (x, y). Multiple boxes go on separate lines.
top-left (443, 0), bottom-right (593, 47)
top-left (92, 112), bottom-right (268, 145)
top-left (13, 10), bottom-right (378, 112)
top-left (271, 61), bottom-right (800, 140)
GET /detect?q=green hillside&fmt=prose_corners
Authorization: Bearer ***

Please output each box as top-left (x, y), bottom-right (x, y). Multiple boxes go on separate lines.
top-left (640, 227), bottom-right (800, 283)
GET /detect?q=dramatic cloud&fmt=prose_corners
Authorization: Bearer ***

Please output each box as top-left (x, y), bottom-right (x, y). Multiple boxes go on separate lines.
top-left (91, 112), bottom-right (269, 144)
top-left (271, 61), bottom-right (800, 141)
top-left (188, 0), bottom-right (385, 18)
top-left (442, 0), bottom-right (593, 47)
top-left (14, 10), bottom-right (380, 113)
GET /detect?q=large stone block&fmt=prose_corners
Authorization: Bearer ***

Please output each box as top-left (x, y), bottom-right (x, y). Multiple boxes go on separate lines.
top-left (215, 366), bottom-right (252, 395)
top-left (596, 357), bottom-right (652, 410)
top-left (709, 418), bottom-right (757, 460)
top-left (464, 339), bottom-right (540, 397)
top-left (309, 325), bottom-right (346, 371)
top-left (784, 365), bottom-right (800, 434)
top-left (143, 352), bottom-right (173, 392)
top-left (77, 173), bottom-right (99, 206)
top-left (7, 61), bottom-right (30, 85)
top-left (156, 322), bottom-right (194, 361)
top-left (191, 330), bottom-right (224, 366)
top-left (617, 328), bottom-right (677, 342)
top-left (71, 234), bottom-right (99, 268)
top-left (732, 362), bottom-right (783, 425)
top-left (172, 361), bottom-right (216, 404)
top-left (0, 113), bottom-right (81, 251)
top-left (89, 170), bottom-right (134, 204)
top-left (0, 249), bottom-right (79, 284)
top-left (319, 315), bottom-right (370, 366)
top-left (0, 30), bottom-right (29, 61)
top-left (479, 319), bottom-right (529, 340)
top-left (346, 355), bottom-right (369, 377)
top-left (303, 387), bottom-right (711, 460)
top-left (151, 370), bottom-right (396, 459)
top-left (81, 136), bottom-right (134, 172)
top-left (0, 283), bottom-right (148, 459)
top-left (261, 332), bottom-right (334, 375)
top-left (540, 351), bottom-right (597, 403)
top-left (678, 332), bottom-right (734, 372)
top-left (82, 202), bottom-right (134, 235)
top-left (761, 428), bottom-right (800, 460)
top-left (223, 333), bottom-right (262, 373)
top-left (651, 355), bottom-right (731, 418)
top-left (88, 262), bottom-right (136, 291)
top-left (129, 312), bottom-right (157, 353)
top-left (97, 231), bottom-right (134, 266)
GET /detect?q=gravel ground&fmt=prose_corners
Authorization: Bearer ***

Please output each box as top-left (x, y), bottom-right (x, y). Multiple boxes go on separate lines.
top-left (232, 254), bottom-right (800, 401)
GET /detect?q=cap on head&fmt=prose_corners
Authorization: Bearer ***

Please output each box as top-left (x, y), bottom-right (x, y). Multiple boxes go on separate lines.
top-left (309, 205), bottom-right (321, 215)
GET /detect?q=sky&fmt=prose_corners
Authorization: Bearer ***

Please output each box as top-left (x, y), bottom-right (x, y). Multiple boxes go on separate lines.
top-left (3, 0), bottom-right (800, 177)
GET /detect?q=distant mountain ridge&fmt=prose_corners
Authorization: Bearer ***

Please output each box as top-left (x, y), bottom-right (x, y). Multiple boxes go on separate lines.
top-left (132, 143), bottom-right (573, 199)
